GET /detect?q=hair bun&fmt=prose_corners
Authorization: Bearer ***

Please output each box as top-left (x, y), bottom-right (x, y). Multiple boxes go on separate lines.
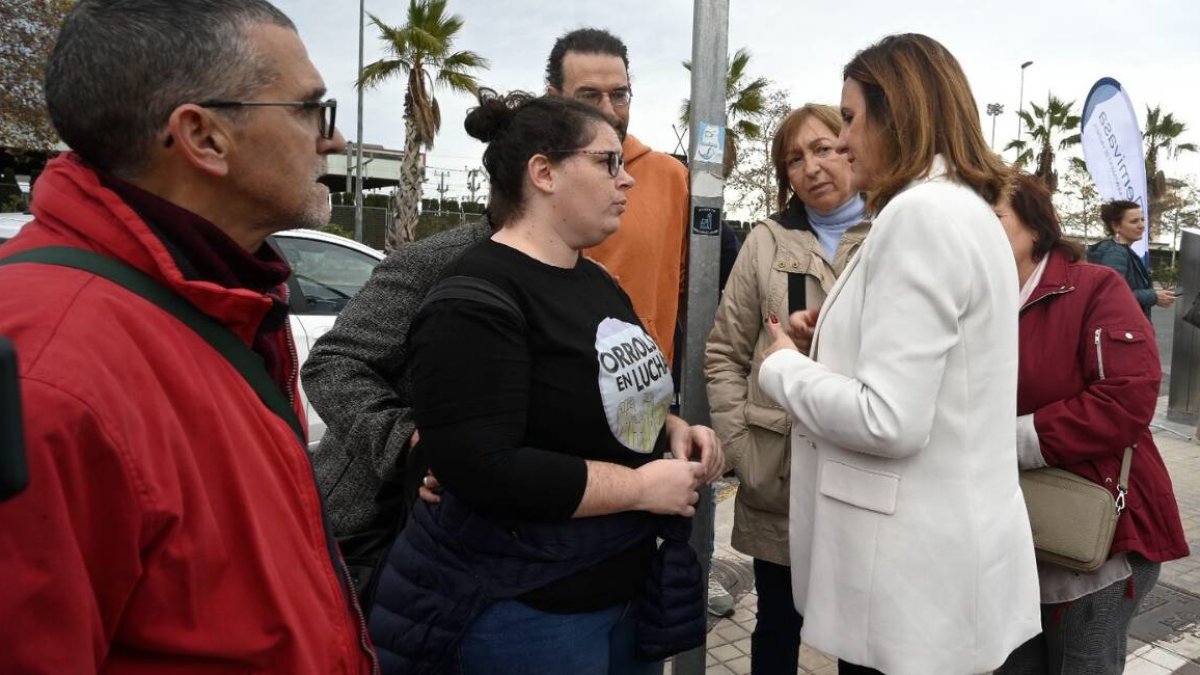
top-left (464, 88), bottom-right (534, 142)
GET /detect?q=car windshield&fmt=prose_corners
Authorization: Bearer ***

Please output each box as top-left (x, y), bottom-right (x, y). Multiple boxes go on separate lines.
top-left (272, 235), bottom-right (378, 314)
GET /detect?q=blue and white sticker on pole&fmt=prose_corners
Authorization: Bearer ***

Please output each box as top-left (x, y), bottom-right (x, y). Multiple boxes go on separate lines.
top-left (694, 122), bottom-right (725, 166)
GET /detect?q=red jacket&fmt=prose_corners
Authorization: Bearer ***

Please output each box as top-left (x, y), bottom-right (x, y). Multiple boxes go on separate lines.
top-left (0, 155), bottom-right (376, 674)
top-left (1020, 249), bottom-right (1188, 563)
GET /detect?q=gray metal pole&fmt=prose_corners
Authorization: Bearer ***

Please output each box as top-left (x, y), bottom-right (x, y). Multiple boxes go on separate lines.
top-left (353, 0), bottom-right (366, 242)
top-left (672, 0), bottom-right (728, 672)
top-left (1017, 61), bottom-right (1032, 156)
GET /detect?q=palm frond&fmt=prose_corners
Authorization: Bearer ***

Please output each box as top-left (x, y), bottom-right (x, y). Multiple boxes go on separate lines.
top-left (1172, 142), bottom-right (1198, 159)
top-left (358, 57), bottom-right (409, 88)
top-left (435, 68), bottom-right (482, 95)
top-left (439, 49), bottom-right (489, 71)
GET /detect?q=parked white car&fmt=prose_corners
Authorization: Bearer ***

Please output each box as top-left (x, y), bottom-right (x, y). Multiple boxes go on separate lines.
top-left (268, 228), bottom-right (384, 450)
top-left (0, 213), bottom-right (384, 451)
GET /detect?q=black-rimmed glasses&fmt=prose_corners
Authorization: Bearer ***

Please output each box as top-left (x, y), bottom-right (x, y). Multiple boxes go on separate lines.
top-left (546, 149), bottom-right (624, 178)
top-left (197, 98), bottom-right (338, 139)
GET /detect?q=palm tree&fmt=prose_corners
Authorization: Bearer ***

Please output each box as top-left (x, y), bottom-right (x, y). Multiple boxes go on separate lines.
top-left (1144, 105), bottom-right (1197, 201)
top-left (1005, 94), bottom-right (1080, 193)
top-left (358, 0), bottom-right (487, 250)
top-left (679, 47), bottom-right (768, 178)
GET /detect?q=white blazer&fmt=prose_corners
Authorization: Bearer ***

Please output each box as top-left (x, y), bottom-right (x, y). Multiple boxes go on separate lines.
top-left (758, 157), bottom-right (1040, 674)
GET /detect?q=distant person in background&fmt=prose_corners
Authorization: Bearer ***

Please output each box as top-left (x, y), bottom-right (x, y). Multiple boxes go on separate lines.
top-left (994, 173), bottom-right (1188, 675)
top-left (706, 102), bottom-right (869, 674)
top-left (1087, 199), bottom-right (1175, 319)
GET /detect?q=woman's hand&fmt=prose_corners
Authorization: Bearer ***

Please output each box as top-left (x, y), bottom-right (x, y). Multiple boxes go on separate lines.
top-left (632, 459), bottom-right (705, 516)
top-left (666, 416), bottom-right (724, 483)
top-left (763, 314), bottom-right (800, 359)
top-left (786, 308), bottom-right (819, 354)
top-left (418, 470), bottom-right (442, 504)
top-left (1156, 289), bottom-right (1178, 308)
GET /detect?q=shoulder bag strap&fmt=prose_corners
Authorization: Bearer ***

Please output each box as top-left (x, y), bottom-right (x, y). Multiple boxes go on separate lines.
top-left (0, 246), bottom-right (305, 446)
top-left (417, 274), bottom-right (526, 328)
top-left (1116, 445), bottom-right (1134, 514)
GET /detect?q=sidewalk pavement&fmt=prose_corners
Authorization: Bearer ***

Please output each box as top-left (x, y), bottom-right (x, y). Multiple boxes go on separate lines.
top-left (696, 397), bottom-right (1200, 674)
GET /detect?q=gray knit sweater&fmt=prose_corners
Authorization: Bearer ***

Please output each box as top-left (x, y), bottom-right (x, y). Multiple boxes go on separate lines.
top-left (303, 222), bottom-right (491, 537)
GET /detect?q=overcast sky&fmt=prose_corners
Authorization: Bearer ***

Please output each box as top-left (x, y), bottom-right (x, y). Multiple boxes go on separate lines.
top-left (282, 0), bottom-right (1200, 217)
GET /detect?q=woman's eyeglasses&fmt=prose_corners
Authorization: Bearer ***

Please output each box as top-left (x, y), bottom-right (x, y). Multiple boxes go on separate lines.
top-left (547, 149), bottom-right (624, 178)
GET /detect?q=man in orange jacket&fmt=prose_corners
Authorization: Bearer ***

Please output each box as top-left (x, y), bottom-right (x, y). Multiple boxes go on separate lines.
top-left (0, 1), bottom-right (375, 672)
top-left (546, 28), bottom-right (690, 366)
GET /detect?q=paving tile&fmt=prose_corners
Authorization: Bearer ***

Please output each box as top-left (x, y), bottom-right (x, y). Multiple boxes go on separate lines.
top-left (725, 655), bottom-right (752, 675)
top-left (1123, 656), bottom-right (1174, 675)
top-left (731, 607), bottom-right (756, 623)
top-left (705, 664), bottom-right (734, 675)
top-left (709, 644), bottom-right (742, 663)
top-left (1173, 660), bottom-right (1200, 674)
top-left (799, 644), bottom-right (834, 670)
top-left (1142, 645), bottom-right (1189, 669)
top-left (715, 623), bottom-right (750, 644)
top-left (732, 637), bottom-right (753, 656)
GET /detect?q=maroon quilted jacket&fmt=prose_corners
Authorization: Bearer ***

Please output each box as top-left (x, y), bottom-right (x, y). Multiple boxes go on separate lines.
top-left (1019, 249), bottom-right (1188, 563)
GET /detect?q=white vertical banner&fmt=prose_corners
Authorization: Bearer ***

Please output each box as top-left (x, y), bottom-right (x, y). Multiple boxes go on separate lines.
top-left (1080, 78), bottom-right (1150, 257)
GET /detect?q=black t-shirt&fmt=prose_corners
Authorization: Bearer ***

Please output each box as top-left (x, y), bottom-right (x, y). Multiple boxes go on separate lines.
top-left (410, 238), bottom-right (674, 612)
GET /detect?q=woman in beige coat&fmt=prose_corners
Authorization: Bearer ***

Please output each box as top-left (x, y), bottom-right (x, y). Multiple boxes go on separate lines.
top-left (705, 103), bottom-right (868, 675)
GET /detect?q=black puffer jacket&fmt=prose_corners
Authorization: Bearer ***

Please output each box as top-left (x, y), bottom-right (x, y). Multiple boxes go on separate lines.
top-left (368, 494), bottom-right (705, 674)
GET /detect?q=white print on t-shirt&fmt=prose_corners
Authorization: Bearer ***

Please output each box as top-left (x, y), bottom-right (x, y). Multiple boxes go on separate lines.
top-left (595, 317), bottom-right (673, 454)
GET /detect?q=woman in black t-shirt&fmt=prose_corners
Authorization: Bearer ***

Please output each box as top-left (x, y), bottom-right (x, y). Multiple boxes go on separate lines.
top-left (373, 91), bottom-right (724, 675)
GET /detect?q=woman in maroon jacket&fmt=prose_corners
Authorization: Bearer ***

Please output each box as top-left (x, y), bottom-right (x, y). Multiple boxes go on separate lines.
top-left (994, 172), bottom-right (1189, 674)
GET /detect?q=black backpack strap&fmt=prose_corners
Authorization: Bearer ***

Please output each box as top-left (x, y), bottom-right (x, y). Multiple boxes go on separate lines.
top-left (0, 246), bottom-right (306, 446)
top-left (417, 275), bottom-right (526, 328)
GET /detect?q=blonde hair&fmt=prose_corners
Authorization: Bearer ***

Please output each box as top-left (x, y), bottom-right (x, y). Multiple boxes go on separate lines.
top-left (843, 33), bottom-right (1010, 212)
top-left (771, 104), bottom-right (842, 211)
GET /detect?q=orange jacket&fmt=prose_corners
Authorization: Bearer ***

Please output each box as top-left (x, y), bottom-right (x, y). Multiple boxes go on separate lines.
top-left (586, 134), bottom-right (689, 364)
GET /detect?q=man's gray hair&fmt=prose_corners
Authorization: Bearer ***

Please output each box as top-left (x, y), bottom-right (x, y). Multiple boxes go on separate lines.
top-left (44, 0), bottom-right (295, 177)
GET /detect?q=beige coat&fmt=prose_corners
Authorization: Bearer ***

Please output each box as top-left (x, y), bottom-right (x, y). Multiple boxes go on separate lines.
top-left (705, 208), bottom-right (868, 565)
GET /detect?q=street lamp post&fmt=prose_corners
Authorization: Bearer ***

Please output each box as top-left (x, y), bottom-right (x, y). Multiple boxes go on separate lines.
top-left (353, 0), bottom-right (366, 243)
top-left (986, 103), bottom-right (1004, 149)
top-left (1017, 61), bottom-right (1033, 154)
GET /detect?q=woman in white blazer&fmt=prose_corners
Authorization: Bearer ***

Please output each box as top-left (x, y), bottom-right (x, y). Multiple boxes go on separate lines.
top-left (757, 34), bottom-right (1041, 675)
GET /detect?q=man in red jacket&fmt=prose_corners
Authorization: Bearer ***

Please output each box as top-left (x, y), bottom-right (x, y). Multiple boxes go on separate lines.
top-left (0, 1), bottom-right (376, 673)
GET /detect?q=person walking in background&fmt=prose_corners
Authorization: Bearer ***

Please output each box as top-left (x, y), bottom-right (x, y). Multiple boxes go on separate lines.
top-left (757, 33), bottom-right (1040, 674)
top-left (993, 173), bottom-right (1188, 675)
top-left (367, 90), bottom-right (722, 675)
top-left (0, 1), bottom-right (375, 671)
top-left (705, 102), bottom-right (869, 674)
top-left (1087, 200), bottom-right (1175, 319)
